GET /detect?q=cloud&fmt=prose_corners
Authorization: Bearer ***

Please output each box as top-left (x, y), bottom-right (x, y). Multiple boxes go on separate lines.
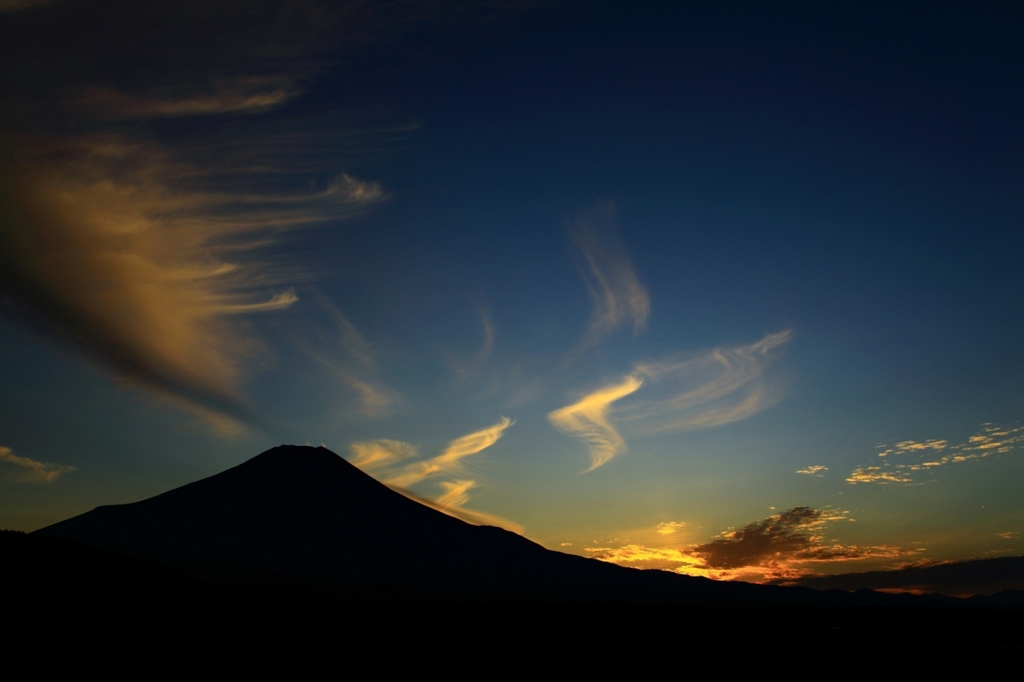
top-left (386, 482), bottom-right (524, 534)
top-left (877, 439), bottom-right (948, 457)
top-left (689, 507), bottom-right (852, 571)
top-left (348, 439), bottom-right (418, 471)
top-left (435, 479), bottom-right (476, 508)
top-left (548, 375), bottom-right (643, 471)
top-left (79, 77), bottom-right (301, 119)
top-left (796, 465), bottom-right (828, 476)
top-left (623, 330), bottom-right (792, 434)
top-left (288, 298), bottom-right (401, 417)
top-left (846, 467), bottom-right (913, 484)
top-left (998, 532), bottom-right (1019, 540)
top-left (549, 331), bottom-right (791, 471)
top-left (349, 420), bottom-right (519, 532)
top-left (0, 140), bottom-right (387, 428)
top-left (326, 174), bottom-right (387, 204)
top-left (385, 417), bottom-right (514, 488)
top-left (586, 508), bottom-right (918, 582)
top-left (585, 545), bottom-right (705, 573)
top-left (568, 202), bottom-right (650, 345)
top-left (447, 308), bottom-right (496, 380)
top-left (848, 423), bottom-right (1024, 485)
top-left (656, 521), bottom-right (686, 535)
top-left (0, 446), bottom-right (75, 482)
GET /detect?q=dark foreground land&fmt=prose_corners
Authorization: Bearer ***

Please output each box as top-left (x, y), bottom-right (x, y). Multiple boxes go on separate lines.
top-left (5, 446), bottom-right (1023, 655)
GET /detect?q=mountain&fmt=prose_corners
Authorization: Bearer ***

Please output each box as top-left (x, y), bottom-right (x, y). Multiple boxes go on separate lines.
top-left (21, 445), bottom-right (1024, 652)
top-left (25, 445), bottom-right (1021, 608)
top-left (32, 444), bottom-right (837, 605)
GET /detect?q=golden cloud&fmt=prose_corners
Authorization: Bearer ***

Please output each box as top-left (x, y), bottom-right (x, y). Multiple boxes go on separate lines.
top-left (0, 139), bottom-right (384, 427)
top-left (587, 508), bottom-right (919, 583)
top-left (349, 439), bottom-right (419, 471)
top-left (548, 375), bottom-right (643, 471)
top-left (385, 417), bottom-right (514, 488)
top-left (850, 424), bottom-right (1024, 485)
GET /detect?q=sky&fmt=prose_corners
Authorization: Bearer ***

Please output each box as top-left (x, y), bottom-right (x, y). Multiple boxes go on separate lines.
top-left (2, 0), bottom-right (1023, 585)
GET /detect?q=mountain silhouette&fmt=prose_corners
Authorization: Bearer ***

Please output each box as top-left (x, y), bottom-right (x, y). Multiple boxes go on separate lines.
top-left (21, 445), bottom-right (1024, 654)
top-left (27, 445), bottom-right (1022, 611)
top-left (32, 445), bottom-right (821, 605)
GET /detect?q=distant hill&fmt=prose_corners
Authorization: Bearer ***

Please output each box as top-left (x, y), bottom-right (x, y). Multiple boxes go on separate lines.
top-left (784, 556), bottom-right (1024, 599)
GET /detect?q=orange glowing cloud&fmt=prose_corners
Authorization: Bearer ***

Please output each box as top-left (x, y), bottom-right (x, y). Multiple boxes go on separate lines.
top-left (586, 508), bottom-right (920, 583)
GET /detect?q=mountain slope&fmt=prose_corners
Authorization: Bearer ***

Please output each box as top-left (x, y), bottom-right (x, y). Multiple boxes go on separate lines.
top-left (28, 445), bottom-right (966, 606)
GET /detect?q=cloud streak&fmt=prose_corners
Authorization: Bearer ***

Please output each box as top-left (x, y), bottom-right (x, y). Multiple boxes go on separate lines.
top-left (289, 298), bottom-right (400, 417)
top-left (349, 439), bottom-right (419, 471)
top-left (568, 202), bottom-right (650, 345)
top-left (624, 330), bottom-right (792, 434)
top-left (349, 424), bottom-right (522, 534)
top-left (79, 77), bottom-right (302, 119)
top-left (386, 417), bottom-right (514, 488)
top-left (847, 424), bottom-right (1024, 485)
top-left (550, 331), bottom-right (791, 471)
top-left (0, 446), bottom-right (75, 482)
top-left (0, 140), bottom-right (385, 428)
top-left (387, 482), bottom-right (524, 534)
top-left (548, 375), bottom-right (643, 471)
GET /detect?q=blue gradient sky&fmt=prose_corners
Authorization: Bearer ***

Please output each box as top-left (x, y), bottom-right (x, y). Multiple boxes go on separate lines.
top-left (2, 1), bottom-right (1022, 582)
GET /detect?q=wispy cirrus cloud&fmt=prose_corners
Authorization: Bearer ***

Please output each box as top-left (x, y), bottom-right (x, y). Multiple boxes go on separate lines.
top-left (0, 446), bottom-right (75, 482)
top-left (79, 77), bottom-right (302, 119)
top-left (348, 419), bottom-right (520, 532)
top-left (796, 465), bottom-right (828, 476)
top-left (847, 423), bottom-right (1024, 485)
top-left (586, 507), bottom-right (918, 582)
top-left (623, 329), bottom-right (792, 434)
top-left (568, 202), bottom-right (650, 346)
top-left (447, 308), bottom-right (496, 380)
top-left (0, 140), bottom-right (384, 428)
top-left (288, 298), bottom-right (400, 417)
top-left (548, 375), bottom-right (643, 471)
top-left (550, 331), bottom-right (791, 471)
top-left (388, 481), bottom-right (524, 534)
top-left (349, 439), bottom-right (418, 471)
top-left (386, 417), bottom-right (514, 488)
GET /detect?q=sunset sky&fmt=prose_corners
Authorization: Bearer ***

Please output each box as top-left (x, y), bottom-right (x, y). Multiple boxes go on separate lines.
top-left (2, 1), bottom-right (1023, 584)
